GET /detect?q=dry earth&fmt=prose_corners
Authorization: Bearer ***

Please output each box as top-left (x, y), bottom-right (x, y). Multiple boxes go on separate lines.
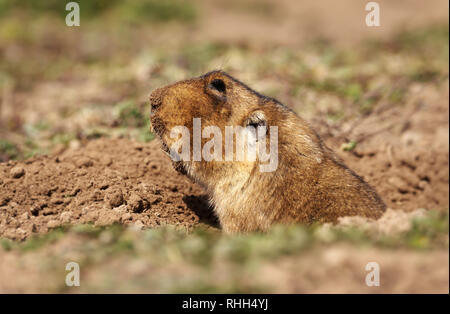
top-left (0, 79), bottom-right (448, 240)
top-left (0, 0), bottom-right (448, 294)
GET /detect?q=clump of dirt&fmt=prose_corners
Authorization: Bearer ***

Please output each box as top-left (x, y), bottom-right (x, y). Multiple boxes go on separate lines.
top-left (0, 138), bottom-right (217, 240)
top-left (336, 208), bottom-right (427, 235)
top-left (319, 82), bottom-right (449, 212)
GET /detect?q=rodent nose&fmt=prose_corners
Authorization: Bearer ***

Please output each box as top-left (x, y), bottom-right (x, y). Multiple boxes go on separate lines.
top-left (149, 87), bottom-right (164, 113)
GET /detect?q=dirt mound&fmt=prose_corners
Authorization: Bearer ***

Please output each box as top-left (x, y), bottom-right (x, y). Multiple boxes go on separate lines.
top-left (0, 139), bottom-right (216, 240)
top-left (346, 146), bottom-right (449, 211)
top-left (0, 83), bottom-right (448, 241)
top-left (320, 82), bottom-right (449, 212)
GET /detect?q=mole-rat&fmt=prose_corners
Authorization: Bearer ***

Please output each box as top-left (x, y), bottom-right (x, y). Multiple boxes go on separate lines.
top-left (149, 70), bottom-right (386, 233)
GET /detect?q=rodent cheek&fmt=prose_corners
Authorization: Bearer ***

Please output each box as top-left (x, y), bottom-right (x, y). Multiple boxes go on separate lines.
top-left (150, 114), bottom-right (166, 138)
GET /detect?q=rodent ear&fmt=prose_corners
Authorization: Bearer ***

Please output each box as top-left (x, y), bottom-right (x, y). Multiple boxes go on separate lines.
top-left (208, 79), bottom-right (226, 93)
top-left (245, 110), bottom-right (267, 129)
top-left (207, 78), bottom-right (227, 101)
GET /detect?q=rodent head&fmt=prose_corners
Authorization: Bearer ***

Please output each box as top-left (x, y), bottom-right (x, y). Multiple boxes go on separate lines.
top-left (149, 70), bottom-right (323, 184)
top-left (150, 70), bottom-right (265, 141)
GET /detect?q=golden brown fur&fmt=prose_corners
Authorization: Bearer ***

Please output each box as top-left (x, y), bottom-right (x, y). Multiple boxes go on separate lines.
top-left (149, 70), bottom-right (386, 233)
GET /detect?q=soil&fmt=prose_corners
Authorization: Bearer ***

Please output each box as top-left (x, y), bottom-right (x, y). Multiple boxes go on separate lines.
top-left (0, 80), bottom-right (448, 241)
top-left (321, 81), bottom-right (450, 212)
top-left (259, 244), bottom-right (449, 293)
top-left (0, 139), bottom-right (217, 241)
top-left (0, 0), bottom-right (448, 294)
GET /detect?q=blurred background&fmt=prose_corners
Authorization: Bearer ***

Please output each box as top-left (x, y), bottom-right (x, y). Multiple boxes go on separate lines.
top-left (0, 0), bottom-right (448, 293)
top-left (0, 0), bottom-right (448, 160)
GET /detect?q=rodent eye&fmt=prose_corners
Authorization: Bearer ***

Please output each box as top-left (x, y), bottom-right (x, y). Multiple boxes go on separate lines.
top-left (209, 79), bottom-right (226, 94)
top-left (245, 110), bottom-right (267, 130)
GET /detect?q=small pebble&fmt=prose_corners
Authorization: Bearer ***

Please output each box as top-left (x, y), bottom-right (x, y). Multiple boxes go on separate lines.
top-left (128, 193), bottom-right (145, 213)
top-left (75, 157), bottom-right (93, 168)
top-left (20, 212), bottom-right (29, 220)
top-left (11, 166), bottom-right (25, 178)
top-left (47, 220), bottom-right (60, 229)
top-left (60, 211), bottom-right (72, 223)
top-left (107, 190), bottom-right (124, 208)
top-left (121, 213), bottom-right (132, 222)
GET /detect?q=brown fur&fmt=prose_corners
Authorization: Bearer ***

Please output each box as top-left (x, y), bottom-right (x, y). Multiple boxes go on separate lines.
top-left (149, 70), bottom-right (386, 233)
